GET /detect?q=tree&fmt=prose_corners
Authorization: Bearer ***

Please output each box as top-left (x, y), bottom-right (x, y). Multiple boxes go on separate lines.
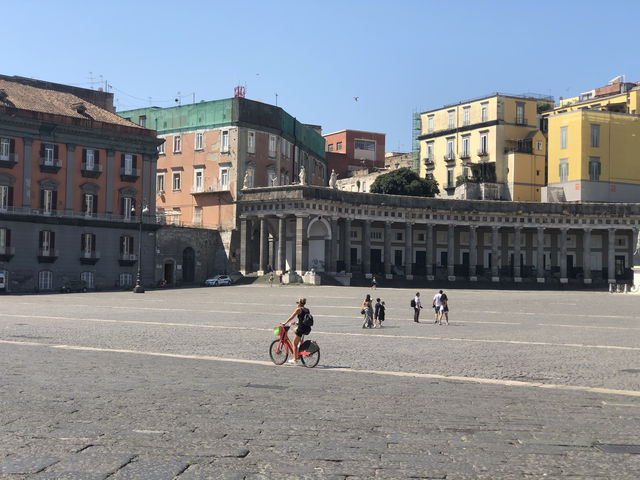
top-left (369, 168), bottom-right (439, 197)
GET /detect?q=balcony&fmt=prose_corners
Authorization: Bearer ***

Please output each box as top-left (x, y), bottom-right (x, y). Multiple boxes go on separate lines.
top-left (191, 181), bottom-right (230, 194)
top-left (477, 149), bottom-right (489, 158)
top-left (459, 151), bottom-right (471, 161)
top-left (37, 248), bottom-right (59, 263)
top-left (423, 156), bottom-right (435, 168)
top-left (443, 153), bottom-right (455, 163)
top-left (81, 162), bottom-right (103, 178)
top-left (515, 117), bottom-right (527, 125)
top-left (80, 251), bottom-right (101, 265)
top-left (118, 253), bottom-right (137, 266)
top-left (39, 158), bottom-right (62, 174)
top-left (0, 245), bottom-right (14, 261)
top-left (119, 167), bottom-right (140, 182)
top-left (0, 153), bottom-right (18, 169)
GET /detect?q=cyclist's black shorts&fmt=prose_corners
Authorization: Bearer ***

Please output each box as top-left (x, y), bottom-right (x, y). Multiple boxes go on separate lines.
top-left (295, 324), bottom-right (311, 337)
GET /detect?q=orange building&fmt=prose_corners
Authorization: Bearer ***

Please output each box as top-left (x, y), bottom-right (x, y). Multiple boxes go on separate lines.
top-left (323, 129), bottom-right (385, 179)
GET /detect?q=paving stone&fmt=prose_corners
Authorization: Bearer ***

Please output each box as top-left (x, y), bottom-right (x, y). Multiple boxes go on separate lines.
top-left (0, 456), bottom-right (59, 474)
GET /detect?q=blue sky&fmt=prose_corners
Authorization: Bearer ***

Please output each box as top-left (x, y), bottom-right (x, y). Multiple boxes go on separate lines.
top-left (6, 0), bottom-right (640, 152)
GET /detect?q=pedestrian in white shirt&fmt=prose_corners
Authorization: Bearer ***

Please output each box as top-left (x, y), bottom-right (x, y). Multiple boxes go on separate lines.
top-left (432, 290), bottom-right (443, 324)
top-left (413, 292), bottom-right (423, 323)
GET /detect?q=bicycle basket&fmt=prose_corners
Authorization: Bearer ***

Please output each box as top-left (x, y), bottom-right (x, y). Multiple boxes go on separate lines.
top-left (273, 326), bottom-right (281, 336)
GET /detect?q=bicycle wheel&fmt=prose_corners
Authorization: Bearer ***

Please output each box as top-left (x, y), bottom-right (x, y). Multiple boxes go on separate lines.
top-left (269, 339), bottom-right (288, 365)
top-left (300, 347), bottom-right (320, 368)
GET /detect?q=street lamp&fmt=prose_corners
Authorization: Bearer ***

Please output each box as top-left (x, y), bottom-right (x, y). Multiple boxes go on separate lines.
top-left (133, 203), bottom-right (149, 293)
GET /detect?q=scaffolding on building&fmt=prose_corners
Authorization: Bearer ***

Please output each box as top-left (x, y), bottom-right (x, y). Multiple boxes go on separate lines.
top-left (412, 110), bottom-right (421, 173)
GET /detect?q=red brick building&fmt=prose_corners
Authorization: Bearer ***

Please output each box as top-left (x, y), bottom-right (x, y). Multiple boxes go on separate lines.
top-left (323, 129), bottom-right (385, 179)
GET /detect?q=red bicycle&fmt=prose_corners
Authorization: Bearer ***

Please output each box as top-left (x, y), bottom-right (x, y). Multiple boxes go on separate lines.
top-left (269, 323), bottom-right (320, 368)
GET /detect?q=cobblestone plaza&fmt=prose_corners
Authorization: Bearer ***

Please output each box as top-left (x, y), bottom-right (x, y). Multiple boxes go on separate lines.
top-left (1, 285), bottom-right (640, 478)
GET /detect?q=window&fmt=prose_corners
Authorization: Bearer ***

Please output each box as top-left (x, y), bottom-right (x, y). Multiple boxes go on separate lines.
top-left (38, 270), bottom-right (53, 291)
top-left (43, 143), bottom-right (55, 165)
top-left (590, 124), bottom-right (600, 148)
top-left (220, 168), bottom-right (229, 189)
top-left (269, 135), bottom-right (277, 157)
top-left (157, 173), bottom-right (165, 193)
top-left (193, 206), bottom-right (202, 226)
top-left (481, 103), bottom-right (488, 122)
top-left (371, 231), bottom-right (382, 240)
top-left (0, 185), bottom-right (12, 211)
top-left (559, 159), bottom-right (569, 182)
top-left (427, 115), bottom-right (434, 133)
top-left (247, 131), bottom-right (255, 153)
top-left (120, 235), bottom-right (134, 257)
top-left (172, 172), bottom-right (181, 191)
top-left (589, 156), bottom-right (601, 181)
top-left (328, 144), bottom-right (333, 152)
top-left (426, 141), bottom-right (434, 161)
top-left (221, 130), bottom-right (229, 152)
top-left (463, 106), bottom-right (470, 126)
top-left (446, 138), bottom-right (454, 159)
top-left (395, 232), bottom-right (403, 241)
top-left (194, 168), bottom-right (203, 191)
top-left (536, 141), bottom-right (543, 151)
top-left (480, 132), bottom-right (488, 155)
top-left (336, 141), bottom-right (342, 151)
top-left (39, 230), bottom-right (55, 256)
top-left (85, 149), bottom-right (95, 170)
top-left (121, 196), bottom-right (134, 220)
top-left (516, 102), bottom-right (525, 124)
top-left (0, 227), bottom-right (10, 252)
top-left (354, 139), bottom-right (375, 151)
top-left (0, 138), bottom-right (10, 160)
top-left (42, 189), bottom-right (54, 214)
top-left (123, 153), bottom-right (134, 174)
top-left (447, 168), bottom-right (454, 188)
top-left (282, 138), bottom-right (289, 158)
top-left (119, 273), bottom-right (133, 288)
top-left (82, 193), bottom-right (96, 216)
top-left (138, 116), bottom-right (146, 127)
top-left (81, 271), bottom-right (95, 288)
top-left (267, 166), bottom-right (277, 186)
top-left (173, 135), bottom-right (182, 153)
top-left (81, 233), bottom-right (95, 256)
top-left (158, 140), bottom-right (165, 155)
top-left (462, 136), bottom-right (470, 157)
top-left (448, 110), bottom-right (455, 129)
top-left (560, 126), bottom-right (568, 149)
top-left (195, 132), bottom-right (204, 151)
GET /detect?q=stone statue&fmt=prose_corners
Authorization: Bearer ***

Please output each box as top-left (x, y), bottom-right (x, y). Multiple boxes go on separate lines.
top-left (329, 169), bottom-right (338, 189)
top-left (299, 166), bottom-right (306, 185)
top-left (242, 170), bottom-right (251, 189)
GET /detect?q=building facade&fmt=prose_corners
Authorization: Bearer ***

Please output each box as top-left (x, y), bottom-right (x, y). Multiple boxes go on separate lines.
top-left (417, 94), bottom-right (550, 202)
top-left (324, 129), bottom-right (385, 179)
top-left (0, 75), bottom-right (161, 293)
top-left (544, 80), bottom-right (640, 202)
top-left (237, 186), bottom-right (639, 286)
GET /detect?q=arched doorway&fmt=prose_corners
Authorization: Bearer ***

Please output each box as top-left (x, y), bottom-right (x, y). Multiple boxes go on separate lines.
top-left (307, 217), bottom-right (331, 272)
top-left (182, 247), bottom-right (195, 283)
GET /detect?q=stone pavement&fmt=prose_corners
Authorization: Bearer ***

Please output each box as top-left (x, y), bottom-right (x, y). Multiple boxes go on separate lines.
top-left (1, 285), bottom-right (640, 478)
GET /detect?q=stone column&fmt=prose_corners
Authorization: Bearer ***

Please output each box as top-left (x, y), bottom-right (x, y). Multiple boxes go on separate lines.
top-left (426, 224), bottom-right (434, 280)
top-left (447, 223), bottom-right (455, 281)
top-left (295, 215), bottom-right (307, 276)
top-left (149, 155), bottom-right (157, 214)
top-left (22, 139), bottom-right (32, 207)
top-left (384, 221), bottom-right (392, 279)
top-left (106, 149), bottom-right (114, 213)
top-left (560, 228), bottom-right (568, 283)
top-left (607, 228), bottom-right (616, 284)
top-left (329, 217), bottom-right (339, 275)
top-left (469, 225), bottom-right (478, 281)
top-left (278, 215), bottom-right (286, 273)
top-left (343, 218), bottom-right (352, 274)
top-left (240, 217), bottom-right (250, 275)
top-left (65, 144), bottom-right (75, 212)
top-left (514, 227), bottom-right (522, 282)
top-left (491, 226), bottom-right (500, 282)
top-left (258, 216), bottom-right (268, 275)
top-left (405, 223), bottom-right (413, 280)
top-left (536, 227), bottom-right (545, 283)
top-left (583, 228), bottom-right (592, 284)
top-left (363, 220), bottom-right (371, 277)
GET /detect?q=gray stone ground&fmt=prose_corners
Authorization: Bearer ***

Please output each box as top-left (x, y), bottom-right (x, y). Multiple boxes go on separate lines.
top-left (1, 285), bottom-right (640, 479)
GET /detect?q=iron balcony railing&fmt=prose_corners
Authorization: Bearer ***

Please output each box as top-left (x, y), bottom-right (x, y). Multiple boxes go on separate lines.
top-left (0, 205), bottom-right (162, 224)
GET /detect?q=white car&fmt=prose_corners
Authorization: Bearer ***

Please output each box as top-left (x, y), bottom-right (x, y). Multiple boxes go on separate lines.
top-left (204, 275), bottom-right (232, 287)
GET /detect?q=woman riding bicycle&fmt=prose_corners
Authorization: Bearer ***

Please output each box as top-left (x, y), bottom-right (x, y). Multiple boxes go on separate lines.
top-left (284, 297), bottom-right (311, 365)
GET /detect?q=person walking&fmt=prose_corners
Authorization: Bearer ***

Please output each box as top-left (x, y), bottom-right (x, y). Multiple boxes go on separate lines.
top-left (362, 294), bottom-right (373, 328)
top-left (371, 275), bottom-right (377, 289)
top-left (438, 291), bottom-right (449, 325)
top-left (373, 298), bottom-right (382, 328)
top-left (269, 272), bottom-right (274, 287)
top-left (278, 273), bottom-right (283, 286)
top-left (432, 290), bottom-right (443, 324)
top-left (378, 300), bottom-right (386, 327)
top-left (413, 292), bottom-right (423, 323)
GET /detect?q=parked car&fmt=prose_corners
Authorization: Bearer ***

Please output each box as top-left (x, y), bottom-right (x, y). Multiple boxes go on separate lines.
top-left (228, 271), bottom-right (244, 283)
top-left (204, 275), bottom-right (232, 287)
top-left (60, 280), bottom-right (88, 293)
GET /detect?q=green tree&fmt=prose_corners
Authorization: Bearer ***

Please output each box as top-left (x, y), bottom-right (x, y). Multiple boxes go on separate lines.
top-left (369, 168), bottom-right (439, 197)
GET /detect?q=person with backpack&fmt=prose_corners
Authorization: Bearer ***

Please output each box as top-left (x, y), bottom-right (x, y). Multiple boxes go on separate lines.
top-left (412, 292), bottom-right (423, 323)
top-left (378, 300), bottom-right (386, 327)
top-left (432, 290), bottom-right (443, 324)
top-left (438, 291), bottom-right (449, 325)
top-left (361, 294), bottom-right (373, 328)
top-left (284, 297), bottom-right (312, 365)
top-left (373, 298), bottom-right (382, 328)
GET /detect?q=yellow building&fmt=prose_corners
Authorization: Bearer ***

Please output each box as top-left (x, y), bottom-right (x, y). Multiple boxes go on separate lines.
top-left (417, 94), bottom-right (549, 201)
top-left (544, 81), bottom-right (640, 202)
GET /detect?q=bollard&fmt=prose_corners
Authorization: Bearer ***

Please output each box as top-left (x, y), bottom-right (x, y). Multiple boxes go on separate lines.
top-left (625, 284), bottom-right (630, 293)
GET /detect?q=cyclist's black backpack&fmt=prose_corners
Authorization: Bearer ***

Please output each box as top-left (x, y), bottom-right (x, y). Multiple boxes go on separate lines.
top-left (302, 312), bottom-right (314, 327)
top-left (410, 299), bottom-right (416, 308)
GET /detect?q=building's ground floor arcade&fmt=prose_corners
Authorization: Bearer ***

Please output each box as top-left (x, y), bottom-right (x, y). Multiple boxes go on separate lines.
top-left (237, 186), bottom-right (640, 286)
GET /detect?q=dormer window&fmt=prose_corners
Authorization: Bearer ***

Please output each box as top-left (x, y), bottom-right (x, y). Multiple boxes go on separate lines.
top-left (72, 102), bottom-right (87, 114)
top-left (0, 90), bottom-right (7, 102)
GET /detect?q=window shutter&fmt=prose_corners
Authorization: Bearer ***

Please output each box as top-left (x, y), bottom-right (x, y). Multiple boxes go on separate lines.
top-left (40, 189), bottom-right (44, 209)
top-left (92, 194), bottom-right (97, 214)
top-left (9, 139), bottom-right (14, 154)
top-left (40, 143), bottom-right (44, 158)
top-left (133, 155), bottom-right (137, 169)
top-left (131, 236), bottom-right (134, 252)
top-left (94, 150), bottom-right (100, 164)
top-left (120, 197), bottom-right (124, 216)
top-left (39, 230), bottom-right (43, 247)
top-left (82, 149), bottom-right (87, 162)
top-left (54, 145), bottom-right (59, 159)
top-left (91, 234), bottom-right (96, 252)
top-left (81, 194), bottom-right (87, 213)
top-left (119, 236), bottom-right (124, 254)
top-left (52, 191), bottom-right (57, 211)
top-left (81, 233), bottom-right (84, 251)
top-left (5, 229), bottom-right (10, 247)
top-left (131, 198), bottom-right (136, 216)
top-left (50, 232), bottom-right (55, 250)
top-left (121, 154), bottom-right (125, 168)
top-left (7, 187), bottom-right (13, 207)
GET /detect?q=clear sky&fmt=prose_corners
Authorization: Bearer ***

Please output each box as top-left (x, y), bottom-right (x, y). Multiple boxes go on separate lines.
top-left (6, 0), bottom-right (640, 152)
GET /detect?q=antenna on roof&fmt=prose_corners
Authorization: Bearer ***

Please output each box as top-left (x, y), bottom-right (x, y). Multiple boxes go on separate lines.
top-left (234, 85), bottom-right (246, 98)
